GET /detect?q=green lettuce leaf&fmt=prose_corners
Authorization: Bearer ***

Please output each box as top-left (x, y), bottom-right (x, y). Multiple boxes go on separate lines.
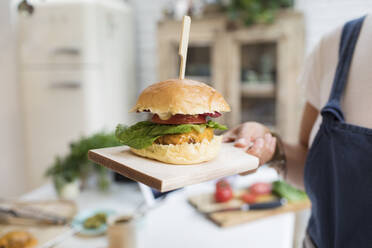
top-left (206, 121), bottom-right (228, 130)
top-left (115, 120), bottom-right (227, 149)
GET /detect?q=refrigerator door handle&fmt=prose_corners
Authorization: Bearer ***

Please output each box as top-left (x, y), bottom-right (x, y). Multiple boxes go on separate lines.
top-left (49, 81), bottom-right (81, 89)
top-left (51, 47), bottom-right (81, 57)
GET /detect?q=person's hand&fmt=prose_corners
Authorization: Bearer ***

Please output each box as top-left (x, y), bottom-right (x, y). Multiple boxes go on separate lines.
top-left (223, 122), bottom-right (277, 175)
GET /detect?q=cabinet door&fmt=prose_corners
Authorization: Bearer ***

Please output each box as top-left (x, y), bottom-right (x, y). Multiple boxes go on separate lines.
top-left (20, 70), bottom-right (92, 188)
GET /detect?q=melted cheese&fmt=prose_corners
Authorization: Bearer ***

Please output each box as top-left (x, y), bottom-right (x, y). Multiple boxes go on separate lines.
top-left (157, 113), bottom-right (172, 120)
top-left (155, 128), bottom-right (214, 145)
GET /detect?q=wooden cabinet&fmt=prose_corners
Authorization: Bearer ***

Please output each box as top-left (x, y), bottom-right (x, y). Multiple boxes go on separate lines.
top-left (157, 11), bottom-right (304, 142)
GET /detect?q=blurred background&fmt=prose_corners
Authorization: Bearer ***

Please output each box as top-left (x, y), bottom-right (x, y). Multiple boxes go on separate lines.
top-left (0, 0), bottom-right (371, 247)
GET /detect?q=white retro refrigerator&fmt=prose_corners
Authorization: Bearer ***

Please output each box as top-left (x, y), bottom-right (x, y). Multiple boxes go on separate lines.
top-left (17, 0), bottom-right (135, 189)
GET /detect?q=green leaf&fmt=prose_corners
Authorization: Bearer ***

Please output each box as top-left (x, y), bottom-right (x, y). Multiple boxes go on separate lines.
top-left (226, 0), bottom-right (293, 26)
top-left (45, 132), bottom-right (121, 191)
top-left (115, 121), bottom-right (228, 149)
top-left (115, 122), bottom-right (161, 150)
top-left (206, 120), bottom-right (228, 130)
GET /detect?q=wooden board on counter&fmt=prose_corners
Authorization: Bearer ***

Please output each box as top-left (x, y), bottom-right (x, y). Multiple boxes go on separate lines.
top-left (188, 193), bottom-right (310, 228)
top-left (0, 200), bottom-right (77, 247)
top-left (88, 143), bottom-right (259, 192)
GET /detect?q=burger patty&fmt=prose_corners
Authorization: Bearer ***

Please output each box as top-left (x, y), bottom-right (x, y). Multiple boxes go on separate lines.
top-left (155, 128), bottom-right (214, 145)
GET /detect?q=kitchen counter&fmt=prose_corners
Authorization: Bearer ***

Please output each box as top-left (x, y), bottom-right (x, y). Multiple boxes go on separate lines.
top-left (22, 167), bottom-right (306, 248)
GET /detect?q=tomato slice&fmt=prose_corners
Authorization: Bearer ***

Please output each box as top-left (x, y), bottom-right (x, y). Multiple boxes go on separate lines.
top-left (151, 114), bottom-right (207, 124)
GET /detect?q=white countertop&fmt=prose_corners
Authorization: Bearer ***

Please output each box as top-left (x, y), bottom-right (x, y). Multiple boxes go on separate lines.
top-left (23, 167), bottom-right (297, 248)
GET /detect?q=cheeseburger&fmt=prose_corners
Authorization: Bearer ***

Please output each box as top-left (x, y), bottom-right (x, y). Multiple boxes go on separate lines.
top-left (115, 78), bottom-right (231, 164)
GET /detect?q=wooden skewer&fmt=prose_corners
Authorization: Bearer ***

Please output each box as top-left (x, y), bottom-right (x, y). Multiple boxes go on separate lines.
top-left (178, 16), bottom-right (191, 80)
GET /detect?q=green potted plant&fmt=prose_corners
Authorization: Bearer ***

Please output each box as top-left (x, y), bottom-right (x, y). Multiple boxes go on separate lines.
top-left (46, 132), bottom-right (121, 198)
top-left (225, 0), bottom-right (293, 26)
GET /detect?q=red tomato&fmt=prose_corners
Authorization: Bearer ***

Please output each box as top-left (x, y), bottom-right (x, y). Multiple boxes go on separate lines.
top-left (151, 114), bottom-right (207, 124)
top-left (215, 187), bottom-right (233, 203)
top-left (249, 182), bottom-right (272, 195)
top-left (241, 192), bottom-right (257, 204)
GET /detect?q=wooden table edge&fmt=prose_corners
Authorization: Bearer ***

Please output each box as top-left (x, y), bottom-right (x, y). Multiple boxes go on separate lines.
top-left (210, 200), bottom-right (311, 228)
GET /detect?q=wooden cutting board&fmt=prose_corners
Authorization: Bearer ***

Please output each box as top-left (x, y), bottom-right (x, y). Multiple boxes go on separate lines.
top-left (188, 193), bottom-right (311, 227)
top-left (88, 143), bottom-right (259, 192)
top-left (0, 200), bottom-right (77, 246)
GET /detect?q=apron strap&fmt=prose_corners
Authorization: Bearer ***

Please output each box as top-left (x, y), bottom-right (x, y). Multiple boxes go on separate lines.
top-left (321, 16), bottom-right (366, 122)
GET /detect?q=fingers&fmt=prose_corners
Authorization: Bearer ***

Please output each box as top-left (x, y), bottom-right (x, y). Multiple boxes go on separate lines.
top-left (247, 139), bottom-right (264, 163)
top-left (269, 136), bottom-right (276, 155)
top-left (234, 138), bottom-right (247, 148)
top-left (223, 128), bottom-right (252, 146)
top-left (264, 133), bottom-right (275, 153)
top-left (222, 123), bottom-right (253, 143)
top-left (234, 138), bottom-right (253, 148)
top-left (223, 122), bottom-right (271, 148)
top-left (222, 132), bottom-right (236, 142)
top-left (246, 133), bottom-right (276, 166)
top-left (223, 128), bottom-right (250, 143)
top-left (233, 122), bottom-right (269, 144)
top-left (239, 168), bottom-right (258, 176)
top-left (235, 125), bottom-right (253, 142)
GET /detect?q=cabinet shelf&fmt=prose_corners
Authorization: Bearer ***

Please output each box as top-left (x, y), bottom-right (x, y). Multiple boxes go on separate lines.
top-left (241, 82), bottom-right (275, 98)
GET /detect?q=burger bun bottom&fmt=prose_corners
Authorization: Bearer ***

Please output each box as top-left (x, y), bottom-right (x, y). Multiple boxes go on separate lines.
top-left (130, 135), bottom-right (222, 165)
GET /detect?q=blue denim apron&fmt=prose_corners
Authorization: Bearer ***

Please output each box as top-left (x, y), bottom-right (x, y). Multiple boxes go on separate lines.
top-left (304, 16), bottom-right (372, 247)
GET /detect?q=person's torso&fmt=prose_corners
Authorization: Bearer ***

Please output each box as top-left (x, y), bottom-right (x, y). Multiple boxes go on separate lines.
top-left (309, 14), bottom-right (372, 146)
top-left (304, 16), bottom-right (372, 248)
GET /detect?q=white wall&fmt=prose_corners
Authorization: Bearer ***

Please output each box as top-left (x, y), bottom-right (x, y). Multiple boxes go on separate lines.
top-left (0, 0), bottom-right (27, 197)
top-left (296, 0), bottom-right (372, 53)
top-left (128, 0), bottom-right (168, 92)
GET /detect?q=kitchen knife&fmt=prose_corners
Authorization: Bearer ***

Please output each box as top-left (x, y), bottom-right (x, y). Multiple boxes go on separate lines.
top-left (0, 205), bottom-right (67, 225)
top-left (207, 198), bottom-right (287, 214)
